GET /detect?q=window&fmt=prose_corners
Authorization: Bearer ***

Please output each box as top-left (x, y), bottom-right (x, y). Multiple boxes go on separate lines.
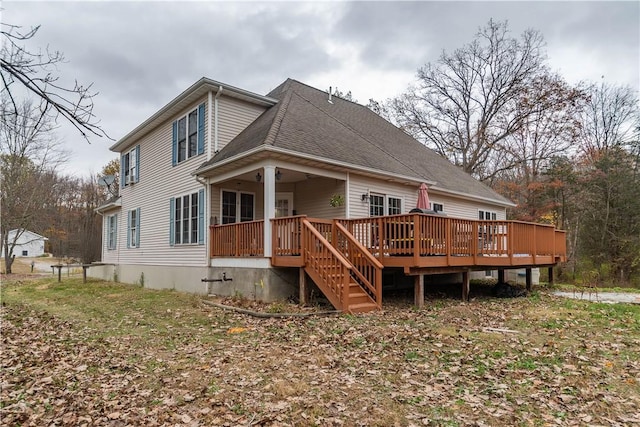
top-left (127, 208), bottom-right (140, 248)
top-left (388, 197), bottom-right (402, 215)
top-left (107, 214), bottom-right (117, 250)
top-left (170, 190), bottom-right (204, 245)
top-left (22, 250), bottom-right (28, 256)
top-left (479, 210), bottom-right (497, 220)
top-left (121, 145), bottom-right (140, 187)
top-left (369, 194), bottom-right (402, 216)
top-left (431, 202), bottom-right (444, 213)
top-left (369, 194), bottom-right (385, 217)
top-left (221, 190), bottom-right (255, 224)
top-left (172, 103), bottom-right (205, 166)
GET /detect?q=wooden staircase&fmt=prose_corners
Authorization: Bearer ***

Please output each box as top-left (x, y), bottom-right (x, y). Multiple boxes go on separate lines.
top-left (301, 219), bottom-right (382, 314)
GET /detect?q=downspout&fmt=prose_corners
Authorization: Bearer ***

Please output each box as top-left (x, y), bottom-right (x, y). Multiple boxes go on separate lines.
top-left (207, 90), bottom-right (213, 160)
top-left (345, 172), bottom-right (350, 218)
top-left (214, 86), bottom-right (224, 153)
top-left (195, 176), bottom-right (210, 278)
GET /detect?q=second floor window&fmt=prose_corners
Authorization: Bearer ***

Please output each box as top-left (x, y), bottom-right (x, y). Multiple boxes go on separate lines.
top-left (121, 145), bottom-right (140, 187)
top-left (172, 103), bottom-right (205, 166)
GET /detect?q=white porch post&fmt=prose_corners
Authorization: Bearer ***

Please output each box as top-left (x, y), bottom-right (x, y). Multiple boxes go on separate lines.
top-left (263, 165), bottom-right (276, 257)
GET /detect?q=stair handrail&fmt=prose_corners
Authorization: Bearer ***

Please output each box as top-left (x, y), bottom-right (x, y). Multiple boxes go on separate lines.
top-left (334, 221), bottom-right (383, 308)
top-left (302, 219), bottom-right (352, 309)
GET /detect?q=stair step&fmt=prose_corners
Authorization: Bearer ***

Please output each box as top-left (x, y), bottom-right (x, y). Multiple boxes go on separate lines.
top-left (348, 293), bottom-right (372, 305)
top-left (348, 302), bottom-right (379, 313)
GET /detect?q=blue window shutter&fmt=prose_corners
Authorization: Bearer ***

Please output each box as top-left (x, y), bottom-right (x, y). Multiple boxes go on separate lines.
top-left (120, 154), bottom-right (126, 188)
top-left (114, 214), bottom-right (118, 248)
top-left (172, 121), bottom-right (178, 166)
top-left (136, 208), bottom-right (141, 248)
top-left (169, 197), bottom-right (175, 246)
top-left (135, 145), bottom-right (140, 182)
top-left (127, 211), bottom-right (131, 248)
top-left (198, 189), bottom-right (205, 245)
top-left (197, 103), bottom-right (205, 155)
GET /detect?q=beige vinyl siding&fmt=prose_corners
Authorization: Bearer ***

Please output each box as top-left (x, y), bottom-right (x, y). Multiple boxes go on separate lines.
top-left (427, 192), bottom-right (506, 220)
top-left (295, 178), bottom-right (345, 219)
top-left (348, 174), bottom-right (416, 219)
top-left (348, 174), bottom-right (506, 220)
top-left (217, 96), bottom-right (267, 152)
top-left (117, 97), bottom-right (209, 267)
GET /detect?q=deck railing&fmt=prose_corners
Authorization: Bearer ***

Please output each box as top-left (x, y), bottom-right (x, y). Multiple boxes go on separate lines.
top-left (271, 216), bottom-right (305, 257)
top-left (210, 220), bottom-right (264, 257)
top-left (340, 214), bottom-right (565, 264)
top-left (211, 214), bottom-right (567, 267)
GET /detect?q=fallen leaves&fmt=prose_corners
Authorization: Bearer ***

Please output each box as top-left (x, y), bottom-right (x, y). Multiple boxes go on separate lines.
top-left (1, 279), bottom-right (639, 426)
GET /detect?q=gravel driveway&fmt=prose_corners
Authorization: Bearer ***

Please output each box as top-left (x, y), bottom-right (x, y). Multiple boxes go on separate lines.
top-left (554, 291), bottom-right (640, 304)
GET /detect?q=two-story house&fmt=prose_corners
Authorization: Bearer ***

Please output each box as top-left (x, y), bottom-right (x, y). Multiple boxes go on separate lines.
top-left (94, 78), bottom-right (566, 313)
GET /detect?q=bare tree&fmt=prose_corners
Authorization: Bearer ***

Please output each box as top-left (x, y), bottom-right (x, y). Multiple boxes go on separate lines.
top-left (578, 80), bottom-right (639, 161)
top-left (391, 19), bottom-right (580, 182)
top-left (0, 97), bottom-right (66, 273)
top-left (1, 22), bottom-right (109, 141)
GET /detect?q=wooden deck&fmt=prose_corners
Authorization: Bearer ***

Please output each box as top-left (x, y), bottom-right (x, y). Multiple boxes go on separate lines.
top-left (210, 214), bottom-right (566, 312)
top-left (210, 213), bottom-right (566, 272)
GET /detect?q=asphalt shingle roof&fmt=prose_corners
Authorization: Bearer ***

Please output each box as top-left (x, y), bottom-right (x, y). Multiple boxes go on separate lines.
top-left (197, 79), bottom-right (511, 205)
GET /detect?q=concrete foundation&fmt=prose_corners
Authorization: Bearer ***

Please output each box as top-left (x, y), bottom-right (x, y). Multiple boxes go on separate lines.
top-left (506, 268), bottom-right (540, 286)
top-left (88, 262), bottom-right (298, 301)
top-left (472, 269), bottom-right (540, 285)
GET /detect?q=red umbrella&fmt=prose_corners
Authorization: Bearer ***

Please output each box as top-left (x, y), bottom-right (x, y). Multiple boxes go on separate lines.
top-left (416, 183), bottom-right (430, 210)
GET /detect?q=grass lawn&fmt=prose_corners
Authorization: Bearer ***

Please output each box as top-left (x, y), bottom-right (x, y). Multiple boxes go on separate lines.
top-left (1, 276), bottom-right (639, 426)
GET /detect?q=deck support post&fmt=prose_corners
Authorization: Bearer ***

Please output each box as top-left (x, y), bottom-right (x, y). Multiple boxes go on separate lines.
top-left (525, 268), bottom-right (532, 291)
top-left (414, 274), bottom-right (424, 309)
top-left (497, 269), bottom-right (505, 284)
top-left (548, 266), bottom-right (554, 285)
top-left (462, 270), bottom-right (470, 301)
top-left (299, 268), bottom-right (309, 305)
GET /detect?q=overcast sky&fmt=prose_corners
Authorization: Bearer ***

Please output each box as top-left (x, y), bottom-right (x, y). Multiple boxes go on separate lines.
top-left (5, 1), bottom-right (640, 176)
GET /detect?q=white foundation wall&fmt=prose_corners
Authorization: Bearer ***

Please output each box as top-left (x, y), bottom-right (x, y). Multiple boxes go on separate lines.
top-left (88, 264), bottom-right (211, 294)
top-left (88, 262), bottom-right (299, 301)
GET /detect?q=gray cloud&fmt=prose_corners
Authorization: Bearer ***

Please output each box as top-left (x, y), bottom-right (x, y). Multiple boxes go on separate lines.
top-left (3, 1), bottom-right (638, 175)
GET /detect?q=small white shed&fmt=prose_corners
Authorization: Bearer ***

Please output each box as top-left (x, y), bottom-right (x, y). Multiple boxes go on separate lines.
top-left (1, 229), bottom-right (48, 258)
